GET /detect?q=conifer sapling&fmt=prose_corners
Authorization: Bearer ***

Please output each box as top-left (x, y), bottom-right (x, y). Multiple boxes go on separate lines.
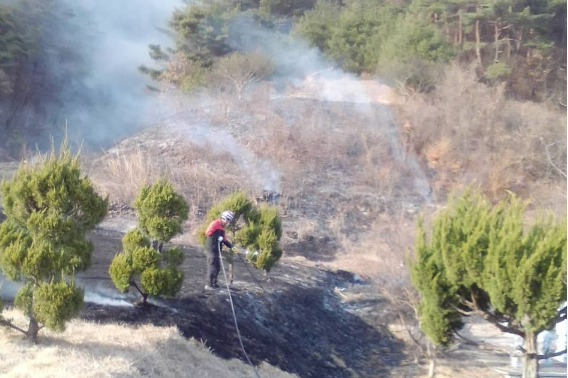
top-left (109, 180), bottom-right (188, 305)
top-left (0, 144), bottom-right (108, 341)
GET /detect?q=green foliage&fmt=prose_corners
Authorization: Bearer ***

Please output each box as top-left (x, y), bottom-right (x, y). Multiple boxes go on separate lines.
top-left (122, 229), bottom-right (150, 253)
top-left (0, 220), bottom-right (31, 280)
top-left (411, 217), bottom-right (463, 346)
top-left (131, 246), bottom-right (160, 272)
top-left (377, 15), bottom-right (455, 67)
top-left (198, 191), bottom-right (253, 246)
top-left (483, 210), bottom-right (567, 332)
top-left (0, 4), bottom-right (29, 94)
top-left (170, 0), bottom-right (235, 63)
top-left (326, 0), bottom-right (399, 72)
top-left (293, 0), bottom-right (340, 51)
top-left (259, 0), bottom-right (316, 19)
top-left (485, 62), bottom-right (512, 80)
top-left (0, 143), bottom-right (107, 338)
top-left (109, 253), bottom-right (133, 292)
top-left (14, 282), bottom-right (33, 316)
top-left (162, 247), bottom-right (184, 268)
top-left (133, 180), bottom-right (188, 243)
top-left (410, 189), bottom-right (567, 348)
top-left (238, 205), bottom-right (283, 272)
top-left (296, 0), bottom-right (454, 75)
top-left (255, 244), bottom-right (283, 272)
top-left (141, 267), bottom-right (183, 297)
top-left (143, 0), bottom-right (318, 91)
top-left (235, 222), bottom-right (261, 248)
top-left (109, 180), bottom-right (188, 302)
top-left (33, 281), bottom-right (83, 332)
top-left (431, 190), bottom-right (496, 289)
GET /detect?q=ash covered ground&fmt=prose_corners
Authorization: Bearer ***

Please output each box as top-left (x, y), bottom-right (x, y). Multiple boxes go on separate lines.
top-left (79, 225), bottom-right (406, 378)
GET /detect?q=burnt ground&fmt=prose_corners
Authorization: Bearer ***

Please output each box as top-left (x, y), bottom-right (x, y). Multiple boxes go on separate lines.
top-left (79, 226), bottom-right (407, 378)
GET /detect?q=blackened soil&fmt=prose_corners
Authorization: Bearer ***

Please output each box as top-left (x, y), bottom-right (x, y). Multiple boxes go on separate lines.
top-left (80, 227), bottom-right (405, 378)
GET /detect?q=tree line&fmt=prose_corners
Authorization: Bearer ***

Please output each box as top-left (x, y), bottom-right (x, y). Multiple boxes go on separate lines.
top-left (141, 0), bottom-right (565, 100)
top-left (0, 0), bottom-right (564, 153)
top-left (0, 0), bottom-right (87, 154)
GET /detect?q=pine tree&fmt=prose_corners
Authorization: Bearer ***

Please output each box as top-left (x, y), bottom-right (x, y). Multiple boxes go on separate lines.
top-left (236, 204), bottom-right (283, 273)
top-left (410, 189), bottom-right (567, 378)
top-left (0, 144), bottom-right (108, 341)
top-left (109, 180), bottom-right (188, 305)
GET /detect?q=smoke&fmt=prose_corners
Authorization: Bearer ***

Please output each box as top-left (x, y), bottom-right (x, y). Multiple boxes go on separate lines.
top-left (225, 17), bottom-right (432, 199)
top-left (0, 274), bottom-right (134, 307)
top-left (228, 16), bottom-right (337, 84)
top-left (82, 284), bottom-right (134, 307)
top-left (33, 0), bottom-right (183, 147)
top-left (165, 118), bottom-right (281, 192)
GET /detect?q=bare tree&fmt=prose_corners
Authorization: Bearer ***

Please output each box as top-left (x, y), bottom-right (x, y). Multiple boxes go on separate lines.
top-left (211, 52), bottom-right (274, 100)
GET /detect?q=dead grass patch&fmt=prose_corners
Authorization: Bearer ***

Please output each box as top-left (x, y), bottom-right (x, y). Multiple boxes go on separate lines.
top-left (324, 212), bottom-right (416, 282)
top-left (397, 63), bottom-right (567, 203)
top-left (0, 307), bottom-right (297, 378)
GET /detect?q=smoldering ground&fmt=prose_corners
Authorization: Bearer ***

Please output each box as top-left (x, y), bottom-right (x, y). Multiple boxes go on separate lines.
top-left (0, 271), bottom-right (134, 307)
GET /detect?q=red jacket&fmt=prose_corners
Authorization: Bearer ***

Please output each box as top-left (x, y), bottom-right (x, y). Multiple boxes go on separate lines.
top-left (205, 219), bottom-right (232, 252)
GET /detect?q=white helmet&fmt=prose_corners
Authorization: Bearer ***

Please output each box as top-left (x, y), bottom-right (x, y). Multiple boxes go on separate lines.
top-left (221, 210), bottom-right (234, 222)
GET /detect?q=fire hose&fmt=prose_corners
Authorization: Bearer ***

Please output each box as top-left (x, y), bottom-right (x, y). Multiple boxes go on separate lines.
top-left (218, 238), bottom-right (262, 378)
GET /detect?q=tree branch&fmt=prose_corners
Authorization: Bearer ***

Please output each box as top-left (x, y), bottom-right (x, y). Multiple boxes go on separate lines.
top-left (455, 331), bottom-right (513, 354)
top-left (461, 291), bottom-right (525, 337)
top-left (540, 139), bottom-right (567, 178)
top-left (550, 307), bottom-right (567, 326)
top-left (0, 318), bottom-right (28, 335)
top-left (129, 280), bottom-right (145, 297)
top-left (481, 312), bottom-right (525, 337)
top-left (536, 349), bottom-right (567, 360)
top-left (518, 346), bottom-right (568, 360)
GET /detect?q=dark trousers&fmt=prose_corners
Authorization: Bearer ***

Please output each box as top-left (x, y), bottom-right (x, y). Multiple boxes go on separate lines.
top-left (207, 254), bottom-right (220, 285)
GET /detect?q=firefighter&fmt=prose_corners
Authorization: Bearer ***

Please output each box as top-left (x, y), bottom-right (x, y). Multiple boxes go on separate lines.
top-left (204, 210), bottom-right (234, 290)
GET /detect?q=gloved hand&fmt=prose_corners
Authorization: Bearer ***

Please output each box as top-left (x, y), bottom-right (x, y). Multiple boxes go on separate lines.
top-left (218, 236), bottom-right (223, 242)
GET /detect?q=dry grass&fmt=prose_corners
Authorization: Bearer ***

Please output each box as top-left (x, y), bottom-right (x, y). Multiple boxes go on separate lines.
top-left (387, 322), bottom-right (506, 378)
top-left (324, 211), bottom-right (416, 283)
top-left (87, 148), bottom-right (161, 204)
top-left (85, 86), bottom-right (410, 261)
top-left (0, 308), bottom-right (297, 378)
top-left (82, 70), bottom-right (565, 291)
top-left (85, 127), bottom-right (250, 210)
top-left (397, 63), bottom-right (567, 203)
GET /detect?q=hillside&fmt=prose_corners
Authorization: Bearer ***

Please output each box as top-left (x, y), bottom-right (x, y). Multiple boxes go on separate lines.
top-left (0, 308), bottom-right (298, 378)
top-left (0, 1), bottom-right (565, 377)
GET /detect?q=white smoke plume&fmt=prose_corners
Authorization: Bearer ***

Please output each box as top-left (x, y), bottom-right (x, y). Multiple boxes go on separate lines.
top-left (225, 17), bottom-right (432, 199)
top-left (46, 0), bottom-right (183, 146)
top-left (83, 289), bottom-right (134, 308)
top-left (164, 117), bottom-right (281, 192)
